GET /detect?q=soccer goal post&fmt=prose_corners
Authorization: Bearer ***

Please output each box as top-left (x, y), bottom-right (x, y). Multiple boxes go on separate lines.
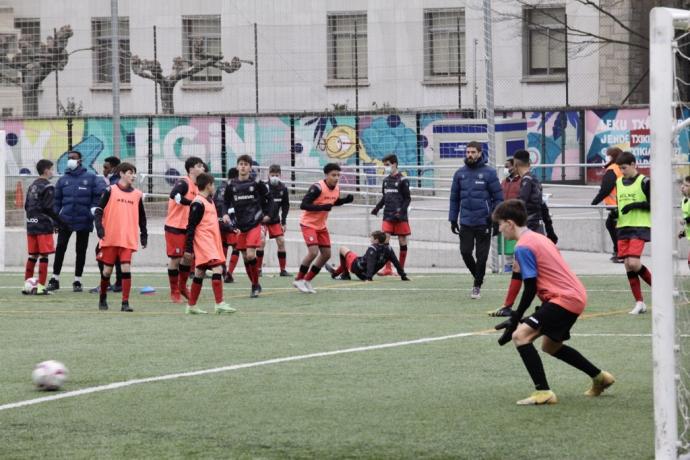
top-left (650, 7), bottom-right (690, 459)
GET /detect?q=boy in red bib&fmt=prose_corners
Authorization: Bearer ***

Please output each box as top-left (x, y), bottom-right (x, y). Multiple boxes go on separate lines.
top-left (164, 156), bottom-right (205, 303)
top-left (293, 163), bottom-right (353, 293)
top-left (492, 199), bottom-right (614, 406)
top-left (184, 173), bottom-right (236, 315)
top-left (94, 163), bottom-right (148, 312)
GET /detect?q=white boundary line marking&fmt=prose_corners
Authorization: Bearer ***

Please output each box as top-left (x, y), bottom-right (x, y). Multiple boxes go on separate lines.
top-left (0, 331), bottom-right (483, 412)
top-left (0, 330), bottom-right (679, 413)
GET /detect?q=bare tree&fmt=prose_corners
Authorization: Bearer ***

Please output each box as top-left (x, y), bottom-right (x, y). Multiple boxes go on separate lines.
top-left (131, 39), bottom-right (248, 114)
top-left (0, 25), bottom-right (73, 117)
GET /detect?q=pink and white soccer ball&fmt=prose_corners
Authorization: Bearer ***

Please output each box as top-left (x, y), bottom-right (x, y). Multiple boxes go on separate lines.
top-left (23, 277), bottom-right (38, 294)
top-left (32, 360), bottom-right (68, 390)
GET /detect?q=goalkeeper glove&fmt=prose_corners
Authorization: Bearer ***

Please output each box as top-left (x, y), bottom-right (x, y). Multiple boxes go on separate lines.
top-left (495, 311), bottom-right (520, 346)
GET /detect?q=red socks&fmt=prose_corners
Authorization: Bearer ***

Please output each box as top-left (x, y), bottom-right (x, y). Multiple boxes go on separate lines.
top-left (121, 272), bottom-right (132, 302)
top-left (399, 245), bottom-right (408, 269)
top-left (189, 277), bottom-right (203, 306)
top-left (278, 251), bottom-right (287, 271)
top-left (256, 250), bottom-right (264, 273)
top-left (228, 250), bottom-right (240, 274)
top-left (25, 257), bottom-right (37, 280)
top-left (99, 275), bottom-right (110, 301)
top-left (38, 257), bottom-right (48, 286)
top-left (627, 271), bottom-right (643, 302)
top-left (504, 272), bottom-right (522, 307)
top-left (212, 274), bottom-right (223, 303)
top-left (638, 265), bottom-right (652, 286)
top-left (304, 265), bottom-right (321, 281)
top-left (296, 264), bottom-right (309, 280)
top-left (178, 264), bottom-right (191, 297)
top-left (168, 269), bottom-right (180, 295)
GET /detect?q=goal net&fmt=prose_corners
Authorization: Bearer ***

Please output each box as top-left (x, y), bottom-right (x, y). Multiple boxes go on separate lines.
top-left (650, 7), bottom-right (690, 459)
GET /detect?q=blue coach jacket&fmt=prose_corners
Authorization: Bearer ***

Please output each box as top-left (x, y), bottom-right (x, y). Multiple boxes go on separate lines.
top-left (448, 158), bottom-right (504, 227)
top-left (53, 166), bottom-right (105, 231)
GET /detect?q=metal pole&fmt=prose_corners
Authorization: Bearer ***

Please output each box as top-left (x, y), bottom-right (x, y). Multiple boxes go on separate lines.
top-left (354, 20), bottom-right (360, 190)
top-left (457, 16), bottom-right (461, 111)
top-left (564, 13), bottom-right (569, 107)
top-left (111, 0), bottom-right (121, 158)
top-left (254, 23), bottom-right (259, 116)
top-left (473, 38), bottom-right (478, 116)
top-left (649, 7), bottom-right (680, 459)
top-left (153, 25), bottom-right (158, 115)
top-left (54, 28), bottom-right (59, 116)
top-left (483, 0), bottom-right (498, 273)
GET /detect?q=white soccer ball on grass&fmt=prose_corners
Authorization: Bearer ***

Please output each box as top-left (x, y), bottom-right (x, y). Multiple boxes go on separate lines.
top-left (32, 360), bottom-right (68, 391)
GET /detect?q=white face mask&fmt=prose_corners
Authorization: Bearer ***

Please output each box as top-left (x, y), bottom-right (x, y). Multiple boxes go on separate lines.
top-left (67, 159), bottom-right (79, 170)
top-left (269, 176), bottom-right (280, 185)
top-left (383, 166), bottom-right (392, 175)
top-left (503, 167), bottom-right (511, 176)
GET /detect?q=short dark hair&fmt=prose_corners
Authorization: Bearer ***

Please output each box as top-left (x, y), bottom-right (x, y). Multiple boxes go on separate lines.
top-left (184, 156), bottom-right (204, 173)
top-left (269, 164), bottom-right (281, 174)
top-left (196, 172), bottom-right (215, 191)
top-left (237, 154), bottom-right (253, 165)
top-left (371, 230), bottom-right (387, 244)
top-left (68, 150), bottom-right (82, 159)
top-left (104, 156), bottom-right (121, 167)
top-left (36, 159), bottom-right (53, 175)
top-left (323, 163), bottom-right (341, 174)
top-left (513, 149), bottom-right (531, 166)
top-left (382, 154), bottom-right (398, 165)
top-left (492, 199), bottom-right (527, 227)
top-left (606, 147), bottom-right (623, 163)
top-left (227, 167), bottom-right (239, 179)
top-left (467, 141), bottom-right (482, 152)
top-left (616, 151), bottom-right (636, 166)
top-left (115, 162), bottom-right (136, 175)
top-left (505, 158), bottom-right (514, 166)
top-left (685, 175), bottom-right (690, 184)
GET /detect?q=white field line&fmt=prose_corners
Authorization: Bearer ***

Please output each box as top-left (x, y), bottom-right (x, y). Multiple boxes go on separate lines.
top-left (0, 330), bottom-right (675, 413)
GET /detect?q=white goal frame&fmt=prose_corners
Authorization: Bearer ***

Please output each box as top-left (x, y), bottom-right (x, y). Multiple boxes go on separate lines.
top-left (650, 7), bottom-right (689, 459)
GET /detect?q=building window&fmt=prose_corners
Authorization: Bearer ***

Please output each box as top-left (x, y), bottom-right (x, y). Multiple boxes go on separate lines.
top-left (525, 7), bottom-right (566, 76)
top-left (424, 9), bottom-right (465, 79)
top-left (182, 15), bottom-right (222, 83)
top-left (91, 17), bottom-right (131, 84)
top-left (0, 33), bottom-right (18, 87)
top-left (14, 18), bottom-right (40, 49)
top-left (327, 13), bottom-right (367, 81)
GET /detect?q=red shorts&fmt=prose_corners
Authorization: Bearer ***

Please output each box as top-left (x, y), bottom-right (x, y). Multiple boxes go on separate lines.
top-left (301, 225), bottom-right (331, 248)
top-left (382, 220), bottom-right (411, 236)
top-left (345, 251), bottom-right (358, 271)
top-left (265, 223), bottom-right (284, 238)
top-left (223, 231), bottom-right (238, 246)
top-left (97, 246), bottom-right (134, 266)
top-left (237, 224), bottom-right (262, 250)
top-left (165, 231), bottom-right (186, 257)
top-left (618, 239), bottom-right (646, 258)
top-left (195, 259), bottom-right (225, 271)
top-left (27, 234), bottom-right (55, 255)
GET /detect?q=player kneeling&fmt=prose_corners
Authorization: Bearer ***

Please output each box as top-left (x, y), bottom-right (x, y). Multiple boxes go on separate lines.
top-left (492, 199), bottom-right (614, 405)
top-left (325, 231), bottom-right (410, 282)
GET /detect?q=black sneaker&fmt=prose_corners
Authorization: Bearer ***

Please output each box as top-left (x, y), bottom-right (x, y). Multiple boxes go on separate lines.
top-left (98, 298), bottom-right (108, 311)
top-left (324, 263), bottom-right (336, 277)
top-left (72, 281), bottom-right (83, 293)
top-left (337, 273), bottom-right (351, 281)
top-left (250, 285), bottom-right (260, 298)
top-left (279, 270), bottom-right (292, 277)
top-left (224, 273), bottom-right (234, 284)
top-left (46, 278), bottom-right (60, 291)
top-left (112, 283), bottom-right (123, 293)
top-left (121, 301), bottom-right (133, 312)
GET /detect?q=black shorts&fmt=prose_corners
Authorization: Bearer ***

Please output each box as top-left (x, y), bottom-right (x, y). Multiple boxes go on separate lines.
top-left (523, 302), bottom-right (579, 343)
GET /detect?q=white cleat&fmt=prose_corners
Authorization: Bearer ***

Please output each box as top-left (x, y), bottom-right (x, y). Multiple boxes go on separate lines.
top-left (629, 301), bottom-right (647, 315)
top-left (304, 281), bottom-right (317, 294)
top-left (293, 279), bottom-right (310, 293)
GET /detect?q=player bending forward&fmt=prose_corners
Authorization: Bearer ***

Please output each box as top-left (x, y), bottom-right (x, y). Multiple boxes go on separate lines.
top-left (492, 199), bottom-right (614, 405)
top-left (184, 173), bottom-right (236, 315)
top-left (326, 230), bottom-right (410, 281)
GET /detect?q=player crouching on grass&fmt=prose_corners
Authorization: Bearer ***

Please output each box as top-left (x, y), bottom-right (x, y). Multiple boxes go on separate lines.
top-left (94, 163), bottom-right (148, 312)
top-left (325, 230), bottom-right (410, 281)
top-left (492, 199), bottom-right (614, 405)
top-left (184, 173), bottom-right (236, 315)
top-left (293, 163), bottom-right (354, 294)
